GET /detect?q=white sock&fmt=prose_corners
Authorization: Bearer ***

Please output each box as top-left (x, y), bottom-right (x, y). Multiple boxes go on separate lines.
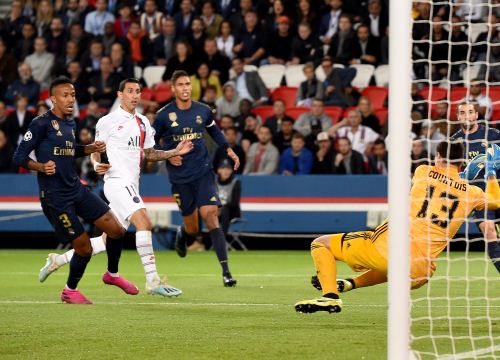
top-left (55, 235), bottom-right (107, 266)
top-left (136, 230), bottom-right (158, 283)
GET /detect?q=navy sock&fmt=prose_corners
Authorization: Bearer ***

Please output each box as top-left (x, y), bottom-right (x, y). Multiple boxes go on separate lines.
top-left (209, 228), bottom-right (230, 274)
top-left (346, 278), bottom-right (356, 289)
top-left (487, 241), bottom-right (500, 273)
top-left (106, 236), bottom-right (123, 274)
top-left (67, 253), bottom-right (91, 290)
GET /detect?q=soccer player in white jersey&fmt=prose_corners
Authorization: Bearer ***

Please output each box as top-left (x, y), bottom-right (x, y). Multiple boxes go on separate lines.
top-left (39, 78), bottom-right (193, 297)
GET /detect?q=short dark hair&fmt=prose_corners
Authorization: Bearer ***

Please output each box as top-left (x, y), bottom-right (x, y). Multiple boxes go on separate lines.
top-left (50, 77), bottom-right (74, 95)
top-left (436, 141), bottom-right (464, 165)
top-left (281, 117), bottom-right (294, 124)
top-left (373, 139), bottom-right (386, 147)
top-left (225, 126), bottom-right (238, 134)
top-left (171, 70), bottom-right (190, 84)
top-left (337, 136), bottom-right (351, 145)
top-left (118, 78), bottom-right (142, 92)
top-left (457, 101), bottom-right (478, 113)
top-left (292, 132), bottom-right (305, 142)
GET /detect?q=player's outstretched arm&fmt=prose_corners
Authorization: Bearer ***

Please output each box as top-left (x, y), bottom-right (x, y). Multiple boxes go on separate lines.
top-left (76, 141), bottom-right (106, 158)
top-left (143, 140), bottom-right (194, 162)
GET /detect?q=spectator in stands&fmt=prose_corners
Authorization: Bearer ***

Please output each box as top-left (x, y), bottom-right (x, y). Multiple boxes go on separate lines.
top-left (25, 37), bottom-right (54, 89)
top-left (201, 85), bottom-right (218, 107)
top-left (85, 0), bottom-right (115, 36)
top-left (312, 131), bottom-right (336, 174)
top-left (263, 15), bottom-right (293, 65)
top-left (230, 56), bottom-right (267, 106)
top-left (419, 119), bottom-right (446, 157)
top-left (411, 138), bottom-right (429, 175)
top-left (234, 98), bottom-right (257, 131)
top-left (380, 27), bottom-right (389, 65)
top-left (329, 109), bottom-right (380, 158)
top-left (0, 129), bottom-right (16, 173)
top-left (262, 0), bottom-right (286, 35)
top-left (5, 63), bottom-right (40, 108)
top-left (358, 96), bottom-right (382, 134)
top-left (140, 0), bottom-right (163, 40)
top-left (80, 101), bottom-right (103, 130)
top-left (241, 114), bottom-right (261, 153)
top-left (295, 0), bottom-right (319, 35)
top-left (201, 0), bottom-right (223, 38)
top-left (326, 14), bottom-right (356, 65)
top-left (478, 37), bottom-right (500, 83)
top-left (88, 56), bottom-right (121, 108)
top-left (472, 14), bottom-right (498, 62)
top-left (216, 0), bottom-right (240, 20)
top-left (78, 0), bottom-right (94, 25)
top-left (45, 17), bottom-right (66, 57)
top-left (296, 63), bottom-right (324, 107)
top-left (102, 21), bottom-right (127, 56)
top-left (411, 83), bottom-right (428, 119)
top-left (455, 0), bottom-right (487, 22)
top-left (265, 99), bottom-right (294, 135)
top-left (3, 94), bottom-right (35, 145)
top-left (5, 0), bottom-right (30, 45)
top-left (187, 18), bottom-right (208, 59)
top-left (36, 101), bottom-right (50, 116)
top-left (0, 38), bottom-right (18, 99)
top-left (244, 124), bottom-right (280, 175)
top-left (368, 138), bottom-right (388, 175)
top-left (153, 17), bottom-right (177, 66)
top-left (110, 42), bottom-right (134, 79)
top-left (14, 23), bottom-right (36, 61)
top-left (412, 2), bottom-right (431, 79)
top-left (432, 101), bottom-right (459, 136)
top-left (174, 0), bottom-right (195, 38)
top-left (162, 40), bottom-right (197, 81)
top-left (52, 40), bottom-right (79, 77)
top-left (215, 158), bottom-right (242, 239)
top-left (279, 132), bottom-right (314, 175)
top-left (350, 24), bottom-right (379, 66)
top-left (319, 0), bottom-right (343, 46)
top-left (67, 61), bottom-right (90, 105)
top-left (216, 20), bottom-right (236, 59)
top-left (80, 38), bottom-right (104, 75)
top-left (36, 0), bottom-right (53, 37)
top-left (290, 22), bottom-right (319, 65)
top-left (63, 0), bottom-right (81, 28)
top-left (429, 15), bottom-right (449, 83)
top-left (273, 117), bottom-right (296, 154)
top-left (160, 0), bottom-right (181, 16)
top-left (202, 37), bottom-right (231, 85)
top-left (0, 101), bottom-right (7, 126)
top-left (216, 81), bottom-right (241, 119)
top-left (294, 98), bottom-right (332, 137)
top-left (213, 125), bottom-right (245, 174)
top-left (229, 0), bottom-right (253, 36)
top-left (332, 137), bottom-right (365, 174)
top-left (68, 22), bottom-right (90, 59)
top-left (321, 56), bottom-right (357, 108)
top-left (449, 15), bottom-right (468, 81)
top-left (233, 10), bottom-right (265, 66)
top-left (461, 79), bottom-right (492, 120)
top-left (114, 2), bottom-right (135, 38)
top-left (364, 0), bottom-right (388, 40)
top-left (127, 20), bottom-right (152, 67)
top-left (191, 62), bottom-right (223, 101)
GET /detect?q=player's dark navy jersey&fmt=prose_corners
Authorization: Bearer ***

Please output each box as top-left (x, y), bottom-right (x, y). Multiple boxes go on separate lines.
top-left (451, 124), bottom-right (500, 189)
top-left (13, 111), bottom-right (83, 194)
top-left (154, 100), bottom-right (228, 184)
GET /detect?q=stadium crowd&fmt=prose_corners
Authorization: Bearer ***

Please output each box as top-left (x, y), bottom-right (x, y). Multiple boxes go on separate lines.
top-left (0, 0), bottom-right (497, 178)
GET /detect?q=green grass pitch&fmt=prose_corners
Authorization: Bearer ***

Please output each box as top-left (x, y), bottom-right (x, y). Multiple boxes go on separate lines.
top-left (0, 250), bottom-right (498, 359)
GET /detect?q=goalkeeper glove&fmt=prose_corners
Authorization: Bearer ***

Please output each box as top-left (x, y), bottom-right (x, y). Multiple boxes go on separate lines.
top-left (485, 144), bottom-right (500, 179)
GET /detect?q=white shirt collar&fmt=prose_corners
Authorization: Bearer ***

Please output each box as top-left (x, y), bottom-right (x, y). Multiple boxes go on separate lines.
top-left (117, 105), bottom-right (137, 119)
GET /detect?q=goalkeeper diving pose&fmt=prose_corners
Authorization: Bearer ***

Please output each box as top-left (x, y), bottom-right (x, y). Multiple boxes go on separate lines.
top-left (295, 140), bottom-right (500, 314)
top-left (451, 102), bottom-right (500, 273)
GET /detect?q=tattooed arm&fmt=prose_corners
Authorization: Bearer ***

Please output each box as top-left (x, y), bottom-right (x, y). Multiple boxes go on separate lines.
top-left (143, 140), bottom-right (194, 162)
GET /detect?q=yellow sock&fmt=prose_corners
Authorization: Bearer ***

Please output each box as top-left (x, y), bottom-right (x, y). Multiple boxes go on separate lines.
top-left (311, 240), bottom-right (338, 296)
top-left (352, 270), bottom-right (387, 289)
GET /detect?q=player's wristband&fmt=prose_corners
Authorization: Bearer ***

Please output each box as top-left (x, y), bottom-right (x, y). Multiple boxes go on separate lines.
top-left (93, 162), bottom-right (101, 172)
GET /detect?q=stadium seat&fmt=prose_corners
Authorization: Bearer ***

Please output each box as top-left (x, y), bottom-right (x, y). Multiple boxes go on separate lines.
top-left (39, 89), bottom-right (49, 101)
top-left (349, 64), bottom-right (375, 89)
top-left (134, 66), bottom-right (143, 80)
top-left (342, 105), bottom-right (358, 118)
top-left (270, 86), bottom-right (298, 108)
top-left (285, 106), bottom-right (309, 120)
top-left (462, 65), bottom-right (481, 84)
top-left (418, 86), bottom-right (448, 102)
top-left (229, 64), bottom-right (258, 79)
top-left (315, 63), bottom-right (344, 82)
top-left (258, 64), bottom-right (285, 89)
top-left (374, 108), bottom-right (388, 126)
top-left (143, 65), bottom-right (166, 88)
top-left (154, 87), bottom-right (173, 103)
top-left (284, 64), bottom-right (306, 87)
top-left (361, 86), bottom-right (388, 110)
top-left (449, 86), bottom-right (467, 104)
top-left (252, 106), bottom-right (274, 121)
top-left (485, 87), bottom-right (500, 106)
top-left (141, 87), bottom-right (154, 101)
top-left (323, 106), bottom-right (343, 123)
top-left (374, 65), bottom-right (389, 87)
top-left (467, 23), bottom-right (487, 42)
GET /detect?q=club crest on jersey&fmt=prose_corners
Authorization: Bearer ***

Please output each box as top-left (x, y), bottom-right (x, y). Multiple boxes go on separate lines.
top-left (169, 112), bottom-right (179, 127)
top-left (196, 115), bottom-right (203, 124)
top-left (481, 141), bottom-right (488, 148)
top-left (51, 120), bottom-right (60, 130)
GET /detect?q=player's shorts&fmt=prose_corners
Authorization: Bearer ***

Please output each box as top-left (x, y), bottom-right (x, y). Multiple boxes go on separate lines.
top-left (40, 184), bottom-right (110, 243)
top-left (104, 178), bottom-right (146, 230)
top-left (171, 171), bottom-right (221, 216)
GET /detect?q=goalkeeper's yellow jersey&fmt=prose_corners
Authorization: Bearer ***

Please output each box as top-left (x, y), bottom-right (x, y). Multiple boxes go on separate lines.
top-left (410, 164), bottom-right (486, 258)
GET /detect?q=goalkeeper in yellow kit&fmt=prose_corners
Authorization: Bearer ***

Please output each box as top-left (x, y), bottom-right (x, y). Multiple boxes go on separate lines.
top-left (295, 140), bottom-right (500, 314)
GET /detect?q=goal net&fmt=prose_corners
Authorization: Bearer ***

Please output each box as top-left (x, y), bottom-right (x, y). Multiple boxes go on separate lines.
top-left (408, 1), bottom-right (500, 358)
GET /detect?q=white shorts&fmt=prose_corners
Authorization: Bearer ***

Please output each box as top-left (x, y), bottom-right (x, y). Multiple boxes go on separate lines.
top-left (104, 178), bottom-right (146, 230)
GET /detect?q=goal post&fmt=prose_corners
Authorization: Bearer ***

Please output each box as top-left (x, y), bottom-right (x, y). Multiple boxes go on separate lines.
top-left (387, 0), bottom-right (413, 358)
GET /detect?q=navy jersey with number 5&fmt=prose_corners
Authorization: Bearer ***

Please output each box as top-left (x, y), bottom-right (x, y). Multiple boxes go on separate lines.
top-left (153, 100), bottom-right (228, 184)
